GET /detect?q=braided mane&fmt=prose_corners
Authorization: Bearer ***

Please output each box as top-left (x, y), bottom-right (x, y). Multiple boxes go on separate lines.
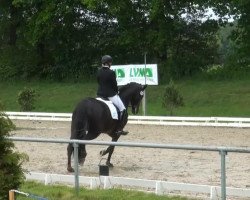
top-left (119, 82), bottom-right (138, 94)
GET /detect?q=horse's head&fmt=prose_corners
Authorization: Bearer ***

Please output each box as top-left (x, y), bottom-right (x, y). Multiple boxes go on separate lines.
top-left (119, 82), bottom-right (147, 114)
top-left (130, 84), bottom-right (147, 114)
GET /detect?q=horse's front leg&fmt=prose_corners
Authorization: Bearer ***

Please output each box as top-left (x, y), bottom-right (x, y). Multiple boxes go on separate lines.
top-left (100, 135), bottom-right (119, 167)
top-left (100, 145), bottom-right (115, 167)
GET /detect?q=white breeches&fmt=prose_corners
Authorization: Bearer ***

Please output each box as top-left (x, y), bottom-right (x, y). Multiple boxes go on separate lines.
top-left (108, 94), bottom-right (125, 112)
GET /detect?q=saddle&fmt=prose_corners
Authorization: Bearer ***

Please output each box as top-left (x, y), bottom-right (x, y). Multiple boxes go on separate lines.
top-left (96, 97), bottom-right (118, 120)
top-left (96, 97), bottom-right (128, 136)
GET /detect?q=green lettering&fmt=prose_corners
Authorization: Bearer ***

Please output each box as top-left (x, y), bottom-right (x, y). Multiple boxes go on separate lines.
top-left (130, 68), bottom-right (153, 77)
top-left (146, 68), bottom-right (153, 77)
top-left (130, 68), bottom-right (133, 77)
top-left (115, 69), bottom-right (125, 78)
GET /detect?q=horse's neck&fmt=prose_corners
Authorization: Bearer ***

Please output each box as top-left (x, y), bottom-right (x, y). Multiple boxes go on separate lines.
top-left (119, 94), bottom-right (129, 108)
top-left (119, 89), bottom-right (134, 109)
top-left (119, 83), bottom-right (138, 108)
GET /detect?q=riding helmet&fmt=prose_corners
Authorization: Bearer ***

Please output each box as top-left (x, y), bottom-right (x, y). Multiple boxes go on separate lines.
top-left (101, 55), bottom-right (112, 64)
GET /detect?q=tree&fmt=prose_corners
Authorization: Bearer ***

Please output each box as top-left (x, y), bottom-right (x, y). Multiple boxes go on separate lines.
top-left (162, 80), bottom-right (184, 116)
top-left (85, 0), bottom-right (221, 79)
top-left (1, 0), bottom-right (247, 81)
top-left (0, 102), bottom-right (28, 199)
top-left (209, 0), bottom-right (250, 68)
top-left (229, 0), bottom-right (250, 67)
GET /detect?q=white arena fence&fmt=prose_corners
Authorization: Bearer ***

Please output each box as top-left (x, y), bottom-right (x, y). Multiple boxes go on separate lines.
top-left (25, 172), bottom-right (250, 200)
top-left (9, 137), bottom-right (250, 200)
top-left (5, 111), bottom-right (250, 128)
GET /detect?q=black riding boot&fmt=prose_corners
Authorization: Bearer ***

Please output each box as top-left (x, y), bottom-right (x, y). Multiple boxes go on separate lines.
top-left (115, 110), bottom-right (129, 136)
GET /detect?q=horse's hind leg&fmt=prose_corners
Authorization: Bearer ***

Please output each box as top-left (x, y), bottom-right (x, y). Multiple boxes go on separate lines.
top-left (78, 144), bottom-right (87, 166)
top-left (67, 143), bottom-right (74, 172)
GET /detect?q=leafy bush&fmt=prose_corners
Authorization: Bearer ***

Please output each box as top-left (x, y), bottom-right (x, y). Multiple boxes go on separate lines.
top-left (0, 102), bottom-right (28, 199)
top-left (162, 80), bottom-right (184, 116)
top-left (17, 87), bottom-right (37, 111)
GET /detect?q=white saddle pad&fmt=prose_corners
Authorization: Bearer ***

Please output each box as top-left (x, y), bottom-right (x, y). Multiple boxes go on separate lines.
top-left (96, 98), bottom-right (118, 120)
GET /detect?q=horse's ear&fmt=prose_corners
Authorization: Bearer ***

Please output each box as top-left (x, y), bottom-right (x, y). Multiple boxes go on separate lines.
top-left (142, 84), bottom-right (147, 90)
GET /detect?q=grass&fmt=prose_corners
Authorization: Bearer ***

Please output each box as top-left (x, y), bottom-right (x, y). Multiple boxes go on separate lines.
top-left (1, 77), bottom-right (250, 117)
top-left (15, 181), bottom-right (190, 200)
top-left (0, 80), bottom-right (96, 113)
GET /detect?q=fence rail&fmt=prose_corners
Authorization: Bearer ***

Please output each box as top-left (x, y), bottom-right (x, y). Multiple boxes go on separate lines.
top-left (5, 111), bottom-right (250, 127)
top-left (9, 136), bottom-right (250, 200)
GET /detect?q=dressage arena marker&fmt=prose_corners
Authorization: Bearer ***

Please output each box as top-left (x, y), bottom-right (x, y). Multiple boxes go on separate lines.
top-left (5, 111), bottom-right (250, 127)
top-left (9, 189), bottom-right (48, 200)
top-left (9, 136), bottom-right (250, 200)
top-left (99, 158), bottom-right (109, 176)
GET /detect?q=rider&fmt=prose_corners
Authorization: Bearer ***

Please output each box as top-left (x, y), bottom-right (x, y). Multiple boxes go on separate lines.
top-left (97, 55), bottom-right (128, 136)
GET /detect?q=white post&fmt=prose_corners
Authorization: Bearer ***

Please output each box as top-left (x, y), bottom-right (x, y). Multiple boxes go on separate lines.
top-left (91, 177), bottom-right (100, 188)
top-left (103, 176), bottom-right (112, 189)
top-left (155, 181), bottom-right (163, 195)
top-left (44, 174), bottom-right (48, 185)
top-left (210, 186), bottom-right (218, 200)
top-left (143, 52), bottom-right (147, 116)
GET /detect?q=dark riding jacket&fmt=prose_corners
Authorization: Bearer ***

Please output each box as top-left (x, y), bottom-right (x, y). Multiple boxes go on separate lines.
top-left (97, 66), bottom-right (118, 98)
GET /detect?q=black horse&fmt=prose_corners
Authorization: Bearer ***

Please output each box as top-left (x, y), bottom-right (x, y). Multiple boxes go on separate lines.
top-left (67, 82), bottom-right (147, 172)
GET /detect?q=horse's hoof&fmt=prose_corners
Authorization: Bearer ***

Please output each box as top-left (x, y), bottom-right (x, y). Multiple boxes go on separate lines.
top-left (67, 167), bottom-right (74, 173)
top-left (100, 150), bottom-right (105, 156)
top-left (106, 162), bottom-right (114, 168)
top-left (79, 158), bottom-right (85, 166)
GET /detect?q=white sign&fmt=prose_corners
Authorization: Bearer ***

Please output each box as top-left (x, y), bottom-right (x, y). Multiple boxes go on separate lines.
top-left (111, 64), bottom-right (158, 86)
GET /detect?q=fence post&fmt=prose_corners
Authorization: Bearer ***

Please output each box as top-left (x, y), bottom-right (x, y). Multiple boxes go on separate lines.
top-left (155, 181), bottom-right (163, 195)
top-left (73, 142), bottom-right (79, 195)
top-left (210, 186), bottom-right (218, 200)
top-left (9, 190), bottom-right (14, 200)
top-left (220, 150), bottom-right (227, 200)
top-left (103, 176), bottom-right (111, 189)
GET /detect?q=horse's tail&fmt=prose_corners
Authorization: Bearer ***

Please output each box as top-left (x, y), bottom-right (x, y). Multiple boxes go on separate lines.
top-left (70, 102), bottom-right (88, 140)
top-left (68, 101), bottom-right (89, 172)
